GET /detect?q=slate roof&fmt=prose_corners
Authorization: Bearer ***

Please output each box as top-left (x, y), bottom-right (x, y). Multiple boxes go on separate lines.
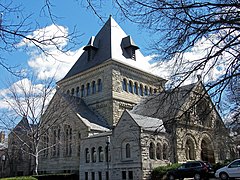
top-left (127, 110), bottom-right (165, 133)
top-left (62, 16), bottom-right (153, 81)
top-left (132, 83), bottom-right (197, 121)
top-left (61, 93), bottom-right (110, 130)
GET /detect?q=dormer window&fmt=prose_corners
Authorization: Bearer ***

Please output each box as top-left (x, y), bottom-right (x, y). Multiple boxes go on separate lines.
top-left (121, 35), bottom-right (139, 61)
top-left (83, 36), bottom-right (98, 61)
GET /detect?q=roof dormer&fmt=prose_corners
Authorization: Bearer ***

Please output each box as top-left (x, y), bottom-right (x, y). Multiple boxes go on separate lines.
top-left (83, 36), bottom-right (98, 61)
top-left (121, 35), bottom-right (139, 60)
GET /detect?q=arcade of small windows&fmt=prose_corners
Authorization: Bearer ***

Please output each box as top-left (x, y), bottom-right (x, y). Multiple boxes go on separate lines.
top-left (149, 142), bottom-right (169, 160)
top-left (85, 145), bottom-right (110, 163)
top-left (66, 79), bottom-right (102, 97)
top-left (122, 78), bottom-right (157, 96)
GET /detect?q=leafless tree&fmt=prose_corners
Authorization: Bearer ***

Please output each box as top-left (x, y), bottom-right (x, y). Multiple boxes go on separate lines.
top-left (0, 76), bottom-right (72, 175)
top-left (113, 0), bottom-right (239, 103)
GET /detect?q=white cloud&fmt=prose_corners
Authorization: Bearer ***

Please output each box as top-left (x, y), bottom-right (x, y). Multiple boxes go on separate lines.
top-left (28, 47), bottom-right (83, 81)
top-left (17, 24), bottom-right (84, 81)
top-left (0, 78), bottom-right (55, 114)
top-left (17, 24), bottom-right (69, 50)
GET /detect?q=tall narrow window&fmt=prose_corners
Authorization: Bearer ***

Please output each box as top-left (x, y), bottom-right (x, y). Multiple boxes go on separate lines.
top-left (85, 172), bottom-right (88, 180)
top-left (92, 81), bottom-right (96, 94)
top-left (97, 79), bottom-right (102, 92)
top-left (144, 86), bottom-right (148, 96)
top-left (98, 172), bottom-right (102, 180)
top-left (85, 148), bottom-right (90, 163)
top-left (87, 83), bottom-right (90, 96)
top-left (71, 88), bottom-right (74, 96)
top-left (57, 129), bottom-right (60, 156)
top-left (128, 81), bottom-right (133, 93)
top-left (53, 130), bottom-right (57, 156)
top-left (81, 85), bottom-right (85, 97)
top-left (149, 87), bottom-right (153, 95)
top-left (134, 82), bottom-right (138, 95)
top-left (149, 142), bottom-right (155, 159)
top-left (128, 171), bottom-right (133, 180)
top-left (76, 87), bottom-right (80, 97)
top-left (163, 143), bottom-right (168, 160)
top-left (154, 88), bottom-right (157, 94)
top-left (98, 146), bottom-right (104, 162)
top-left (65, 126), bottom-right (72, 156)
top-left (105, 146), bottom-right (111, 162)
top-left (122, 79), bottom-right (127, 92)
top-left (156, 143), bottom-right (162, 160)
top-left (67, 90), bottom-right (70, 94)
top-left (122, 171), bottom-right (127, 180)
top-left (126, 143), bottom-right (131, 158)
top-left (92, 147), bottom-right (96, 162)
top-left (91, 172), bottom-right (95, 180)
top-left (139, 84), bottom-right (143, 96)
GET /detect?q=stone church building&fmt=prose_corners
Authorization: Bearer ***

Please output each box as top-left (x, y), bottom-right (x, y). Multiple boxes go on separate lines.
top-left (38, 16), bottom-right (232, 179)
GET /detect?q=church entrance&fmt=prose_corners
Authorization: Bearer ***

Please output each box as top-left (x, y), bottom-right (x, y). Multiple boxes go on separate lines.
top-left (201, 139), bottom-right (215, 163)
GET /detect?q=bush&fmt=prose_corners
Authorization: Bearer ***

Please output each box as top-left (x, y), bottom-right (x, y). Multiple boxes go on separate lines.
top-left (151, 163), bottom-right (181, 180)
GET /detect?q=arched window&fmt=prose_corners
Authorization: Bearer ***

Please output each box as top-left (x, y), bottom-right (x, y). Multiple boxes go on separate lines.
top-left (128, 81), bottom-right (133, 93)
top-left (81, 85), bottom-right (85, 97)
top-left (186, 139), bottom-right (195, 160)
top-left (139, 84), bottom-right (143, 96)
top-left (105, 146), bottom-right (111, 162)
top-left (76, 87), bottom-right (80, 97)
top-left (67, 90), bottom-right (70, 94)
top-left (65, 126), bottom-right (72, 156)
top-left (91, 147), bottom-right (96, 162)
top-left (87, 83), bottom-right (90, 96)
top-left (156, 143), bottom-right (162, 160)
top-left (144, 86), bottom-right (148, 96)
top-left (163, 143), bottom-right (168, 160)
top-left (57, 128), bottom-right (60, 156)
top-left (126, 143), bottom-right (131, 158)
top-left (149, 87), bottom-right (153, 95)
top-left (97, 79), bottom-right (102, 92)
top-left (53, 130), bottom-right (57, 156)
top-left (122, 79), bottom-right (127, 92)
top-left (134, 82), bottom-right (138, 95)
top-left (85, 148), bottom-right (90, 163)
top-left (92, 81), bottom-right (96, 94)
top-left (149, 142), bottom-right (155, 159)
top-left (71, 88), bottom-right (74, 96)
top-left (98, 146), bottom-right (104, 162)
top-left (154, 88), bottom-right (157, 94)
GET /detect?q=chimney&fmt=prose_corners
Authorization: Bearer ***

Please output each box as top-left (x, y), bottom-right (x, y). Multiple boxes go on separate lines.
top-left (0, 131), bottom-right (5, 143)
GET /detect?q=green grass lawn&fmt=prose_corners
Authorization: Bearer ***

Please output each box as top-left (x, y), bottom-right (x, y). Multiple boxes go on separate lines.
top-left (0, 177), bottom-right (37, 180)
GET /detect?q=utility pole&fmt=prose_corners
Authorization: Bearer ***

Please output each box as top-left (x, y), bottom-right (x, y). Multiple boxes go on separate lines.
top-left (106, 136), bottom-right (110, 180)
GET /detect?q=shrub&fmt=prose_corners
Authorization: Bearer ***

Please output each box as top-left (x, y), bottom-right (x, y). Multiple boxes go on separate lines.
top-left (151, 163), bottom-right (181, 180)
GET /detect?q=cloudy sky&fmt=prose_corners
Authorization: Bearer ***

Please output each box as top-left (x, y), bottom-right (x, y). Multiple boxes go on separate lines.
top-left (0, 1), bottom-right (228, 114)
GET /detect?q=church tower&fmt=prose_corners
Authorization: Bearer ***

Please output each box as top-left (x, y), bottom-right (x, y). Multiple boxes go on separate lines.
top-left (57, 16), bottom-right (166, 127)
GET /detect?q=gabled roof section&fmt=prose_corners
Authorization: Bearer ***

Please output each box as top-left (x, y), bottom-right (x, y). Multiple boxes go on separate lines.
top-left (132, 82), bottom-right (198, 121)
top-left (126, 110), bottom-right (165, 133)
top-left (62, 16), bottom-right (152, 81)
top-left (61, 94), bottom-right (109, 130)
top-left (12, 116), bottom-right (31, 133)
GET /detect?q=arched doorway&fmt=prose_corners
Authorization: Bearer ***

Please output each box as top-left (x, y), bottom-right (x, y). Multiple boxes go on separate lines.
top-left (201, 139), bottom-right (215, 163)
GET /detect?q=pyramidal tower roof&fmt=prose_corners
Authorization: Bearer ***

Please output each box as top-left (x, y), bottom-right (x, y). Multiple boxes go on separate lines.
top-left (63, 16), bottom-right (151, 80)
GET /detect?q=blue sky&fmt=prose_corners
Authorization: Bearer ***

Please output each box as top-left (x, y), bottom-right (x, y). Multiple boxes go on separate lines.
top-left (0, 1), bottom-right (232, 121)
top-left (0, 0), bottom-right (149, 87)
